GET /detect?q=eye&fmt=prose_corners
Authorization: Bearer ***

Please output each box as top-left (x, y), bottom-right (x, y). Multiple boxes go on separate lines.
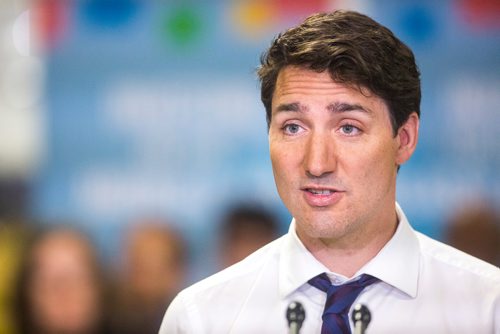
top-left (340, 124), bottom-right (361, 136)
top-left (283, 123), bottom-right (304, 135)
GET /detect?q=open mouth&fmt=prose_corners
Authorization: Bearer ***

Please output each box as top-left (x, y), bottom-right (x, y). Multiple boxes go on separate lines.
top-left (302, 187), bottom-right (343, 207)
top-left (306, 188), bottom-right (336, 195)
top-left (301, 185), bottom-right (345, 207)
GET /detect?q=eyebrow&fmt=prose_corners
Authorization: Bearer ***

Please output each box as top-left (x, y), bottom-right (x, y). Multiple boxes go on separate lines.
top-left (274, 101), bottom-right (371, 114)
top-left (275, 102), bottom-right (307, 113)
top-left (327, 102), bottom-right (372, 114)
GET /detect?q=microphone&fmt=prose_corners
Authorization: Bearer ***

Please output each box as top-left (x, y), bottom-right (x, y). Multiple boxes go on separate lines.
top-left (351, 303), bottom-right (371, 334)
top-left (286, 301), bottom-right (305, 334)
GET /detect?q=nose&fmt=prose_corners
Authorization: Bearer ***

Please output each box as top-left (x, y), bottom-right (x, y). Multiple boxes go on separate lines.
top-left (303, 131), bottom-right (336, 178)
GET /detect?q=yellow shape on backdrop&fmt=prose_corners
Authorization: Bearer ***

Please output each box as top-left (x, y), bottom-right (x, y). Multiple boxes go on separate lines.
top-left (229, 0), bottom-right (277, 39)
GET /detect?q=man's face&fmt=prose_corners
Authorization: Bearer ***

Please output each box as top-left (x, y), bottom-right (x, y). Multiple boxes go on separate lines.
top-left (269, 66), bottom-right (415, 245)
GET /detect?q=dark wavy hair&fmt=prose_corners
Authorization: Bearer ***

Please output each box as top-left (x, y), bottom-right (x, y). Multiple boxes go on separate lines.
top-left (258, 10), bottom-right (421, 135)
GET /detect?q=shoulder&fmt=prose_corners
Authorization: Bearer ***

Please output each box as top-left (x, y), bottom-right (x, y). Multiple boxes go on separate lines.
top-left (185, 235), bottom-right (284, 296)
top-left (416, 232), bottom-right (500, 286)
top-left (159, 236), bottom-right (285, 333)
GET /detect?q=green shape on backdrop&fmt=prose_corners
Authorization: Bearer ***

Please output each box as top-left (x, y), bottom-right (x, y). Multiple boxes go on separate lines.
top-left (163, 6), bottom-right (203, 47)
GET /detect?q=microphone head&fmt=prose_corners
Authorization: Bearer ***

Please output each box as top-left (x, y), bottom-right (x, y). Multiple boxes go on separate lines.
top-left (351, 303), bottom-right (371, 326)
top-left (286, 301), bottom-right (306, 328)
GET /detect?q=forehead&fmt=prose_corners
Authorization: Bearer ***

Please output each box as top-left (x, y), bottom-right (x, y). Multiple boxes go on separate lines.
top-left (272, 66), bottom-right (388, 113)
top-left (275, 66), bottom-right (337, 94)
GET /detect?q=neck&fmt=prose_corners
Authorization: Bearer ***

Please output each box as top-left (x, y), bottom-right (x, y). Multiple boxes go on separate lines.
top-left (297, 209), bottom-right (398, 278)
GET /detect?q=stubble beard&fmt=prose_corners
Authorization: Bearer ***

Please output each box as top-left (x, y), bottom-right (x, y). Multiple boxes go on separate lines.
top-left (293, 204), bottom-right (367, 248)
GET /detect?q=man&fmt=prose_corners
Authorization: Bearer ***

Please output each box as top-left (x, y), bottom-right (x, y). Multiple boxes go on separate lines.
top-left (160, 10), bottom-right (500, 333)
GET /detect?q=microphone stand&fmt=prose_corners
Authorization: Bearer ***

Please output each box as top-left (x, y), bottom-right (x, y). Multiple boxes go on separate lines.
top-left (286, 301), bottom-right (305, 334)
top-left (351, 303), bottom-right (371, 334)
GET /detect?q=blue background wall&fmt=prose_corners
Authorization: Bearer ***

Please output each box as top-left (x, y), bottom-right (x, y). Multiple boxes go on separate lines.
top-left (31, 0), bottom-right (500, 279)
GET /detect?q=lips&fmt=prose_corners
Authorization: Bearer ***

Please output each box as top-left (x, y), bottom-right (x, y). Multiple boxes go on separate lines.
top-left (306, 188), bottom-right (335, 195)
top-left (302, 186), bottom-right (344, 207)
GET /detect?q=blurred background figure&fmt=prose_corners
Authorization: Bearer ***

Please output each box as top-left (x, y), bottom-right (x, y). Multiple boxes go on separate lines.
top-left (218, 205), bottom-right (280, 268)
top-left (0, 180), bottom-right (31, 334)
top-left (15, 227), bottom-right (107, 334)
top-left (0, 218), bottom-right (30, 334)
top-left (109, 219), bottom-right (187, 334)
top-left (445, 202), bottom-right (500, 267)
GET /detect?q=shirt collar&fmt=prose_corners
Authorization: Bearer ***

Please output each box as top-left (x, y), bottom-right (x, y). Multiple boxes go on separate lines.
top-left (355, 203), bottom-right (420, 298)
top-left (279, 219), bottom-right (329, 298)
top-left (278, 203), bottom-right (420, 299)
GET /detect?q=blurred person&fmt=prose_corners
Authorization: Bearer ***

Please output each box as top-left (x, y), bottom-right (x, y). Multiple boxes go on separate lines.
top-left (446, 202), bottom-right (500, 267)
top-left (15, 227), bottom-right (107, 334)
top-left (0, 218), bottom-right (30, 334)
top-left (109, 219), bottom-right (187, 334)
top-left (218, 205), bottom-right (280, 268)
top-left (0, 180), bottom-right (31, 333)
top-left (161, 10), bottom-right (500, 333)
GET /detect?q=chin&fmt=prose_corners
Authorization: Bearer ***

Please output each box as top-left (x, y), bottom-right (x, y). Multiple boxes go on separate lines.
top-left (296, 212), bottom-right (349, 238)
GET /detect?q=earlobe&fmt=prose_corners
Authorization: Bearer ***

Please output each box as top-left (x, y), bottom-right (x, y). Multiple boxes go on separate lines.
top-left (396, 112), bottom-right (419, 165)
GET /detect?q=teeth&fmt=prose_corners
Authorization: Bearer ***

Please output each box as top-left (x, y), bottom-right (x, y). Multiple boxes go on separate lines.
top-left (309, 189), bottom-right (332, 195)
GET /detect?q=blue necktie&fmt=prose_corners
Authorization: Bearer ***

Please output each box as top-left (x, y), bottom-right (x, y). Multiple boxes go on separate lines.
top-left (308, 273), bottom-right (379, 334)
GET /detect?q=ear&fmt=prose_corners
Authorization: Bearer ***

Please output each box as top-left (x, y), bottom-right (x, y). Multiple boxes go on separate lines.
top-left (395, 112), bottom-right (419, 165)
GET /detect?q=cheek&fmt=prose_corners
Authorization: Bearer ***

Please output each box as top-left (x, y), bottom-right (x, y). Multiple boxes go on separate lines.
top-left (270, 144), bottom-right (299, 180)
top-left (346, 140), bottom-right (397, 180)
top-left (270, 141), bottom-right (284, 169)
top-left (270, 151), bottom-right (287, 186)
top-left (270, 147), bottom-right (300, 203)
top-left (358, 151), bottom-right (397, 207)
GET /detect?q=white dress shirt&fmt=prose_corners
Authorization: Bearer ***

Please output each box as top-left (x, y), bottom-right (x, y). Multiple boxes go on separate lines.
top-left (160, 204), bottom-right (500, 333)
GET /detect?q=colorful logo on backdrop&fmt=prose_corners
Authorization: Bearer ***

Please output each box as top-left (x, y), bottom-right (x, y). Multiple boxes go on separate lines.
top-left (48, 1), bottom-right (375, 50)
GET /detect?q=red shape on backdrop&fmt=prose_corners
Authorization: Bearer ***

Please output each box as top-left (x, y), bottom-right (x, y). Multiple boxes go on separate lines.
top-left (458, 0), bottom-right (500, 29)
top-left (275, 0), bottom-right (330, 22)
top-left (32, 0), bottom-right (69, 51)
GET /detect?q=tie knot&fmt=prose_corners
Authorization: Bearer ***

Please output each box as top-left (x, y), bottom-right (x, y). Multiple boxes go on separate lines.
top-left (308, 273), bottom-right (379, 313)
top-left (308, 273), bottom-right (379, 293)
top-left (308, 273), bottom-right (379, 334)
top-left (307, 273), bottom-right (331, 292)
